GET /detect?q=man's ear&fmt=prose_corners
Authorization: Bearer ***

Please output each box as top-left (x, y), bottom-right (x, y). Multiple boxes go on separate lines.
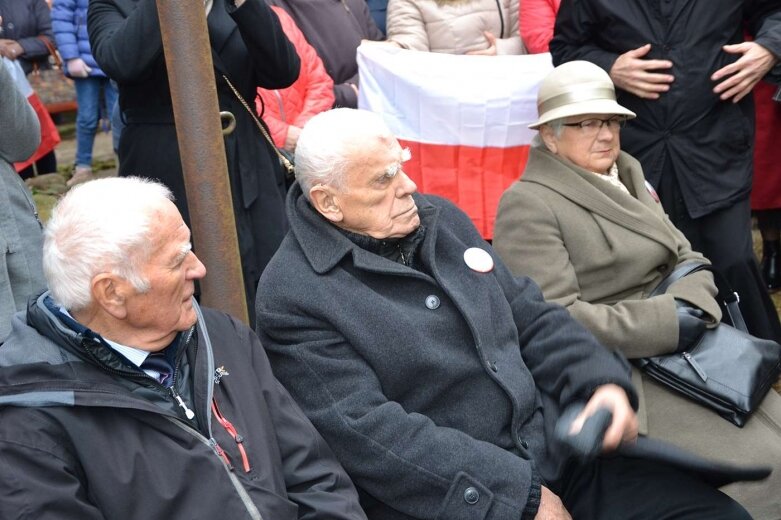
top-left (539, 126), bottom-right (558, 154)
top-left (309, 185), bottom-right (344, 224)
top-left (91, 273), bottom-right (130, 320)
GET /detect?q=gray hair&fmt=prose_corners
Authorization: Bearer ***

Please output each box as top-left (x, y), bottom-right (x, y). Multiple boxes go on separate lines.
top-left (533, 118), bottom-right (566, 150)
top-left (43, 177), bottom-right (174, 311)
top-left (295, 108), bottom-right (395, 199)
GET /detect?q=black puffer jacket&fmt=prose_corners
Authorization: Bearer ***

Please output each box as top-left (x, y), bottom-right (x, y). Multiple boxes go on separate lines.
top-left (0, 292), bottom-right (366, 520)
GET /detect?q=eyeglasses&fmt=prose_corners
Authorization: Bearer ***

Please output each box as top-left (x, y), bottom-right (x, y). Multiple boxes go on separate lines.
top-left (562, 116), bottom-right (627, 135)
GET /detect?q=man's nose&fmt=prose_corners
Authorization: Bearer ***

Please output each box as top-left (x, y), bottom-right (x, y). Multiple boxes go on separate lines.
top-left (396, 170), bottom-right (417, 197)
top-left (188, 253), bottom-right (207, 280)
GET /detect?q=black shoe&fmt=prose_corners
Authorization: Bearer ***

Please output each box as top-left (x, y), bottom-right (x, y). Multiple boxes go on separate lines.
top-left (761, 240), bottom-right (781, 291)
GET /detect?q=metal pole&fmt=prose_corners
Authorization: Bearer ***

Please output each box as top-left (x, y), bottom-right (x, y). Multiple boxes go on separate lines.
top-left (156, 0), bottom-right (249, 324)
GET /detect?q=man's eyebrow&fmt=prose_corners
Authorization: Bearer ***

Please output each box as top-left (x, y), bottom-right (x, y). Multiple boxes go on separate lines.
top-left (173, 242), bottom-right (192, 263)
top-left (382, 147), bottom-right (412, 178)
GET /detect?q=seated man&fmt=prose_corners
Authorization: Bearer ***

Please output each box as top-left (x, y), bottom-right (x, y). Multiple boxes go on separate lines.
top-left (0, 177), bottom-right (367, 520)
top-left (255, 108), bottom-right (755, 519)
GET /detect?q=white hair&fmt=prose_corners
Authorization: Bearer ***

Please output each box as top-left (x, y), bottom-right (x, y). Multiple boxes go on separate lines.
top-left (533, 118), bottom-right (566, 150)
top-left (43, 177), bottom-right (174, 311)
top-left (295, 108), bottom-right (395, 199)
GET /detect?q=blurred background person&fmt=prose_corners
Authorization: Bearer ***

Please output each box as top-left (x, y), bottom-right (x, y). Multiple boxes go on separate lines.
top-left (494, 61), bottom-right (781, 519)
top-left (269, 0), bottom-right (383, 109)
top-left (0, 57), bottom-right (45, 343)
top-left (256, 6), bottom-right (334, 159)
top-left (88, 0), bottom-right (300, 322)
top-left (0, 0), bottom-right (59, 177)
top-left (52, 0), bottom-right (117, 187)
top-left (519, 0), bottom-right (559, 54)
top-left (550, 0), bottom-right (781, 344)
top-left (752, 79), bottom-right (781, 292)
top-left (386, 0), bottom-right (524, 55)
top-left (367, 0), bottom-right (388, 35)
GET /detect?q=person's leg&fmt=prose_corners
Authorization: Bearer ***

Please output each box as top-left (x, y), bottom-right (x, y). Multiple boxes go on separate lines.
top-left (73, 77), bottom-right (101, 170)
top-left (556, 456), bottom-right (751, 520)
top-left (756, 209), bottom-right (781, 290)
top-left (102, 78), bottom-right (119, 158)
top-left (34, 150), bottom-right (57, 175)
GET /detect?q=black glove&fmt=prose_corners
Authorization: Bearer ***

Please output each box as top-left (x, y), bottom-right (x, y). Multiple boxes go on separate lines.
top-left (674, 298), bottom-right (708, 352)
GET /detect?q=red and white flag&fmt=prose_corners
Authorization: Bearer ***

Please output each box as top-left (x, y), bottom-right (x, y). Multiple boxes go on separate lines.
top-left (358, 45), bottom-right (552, 238)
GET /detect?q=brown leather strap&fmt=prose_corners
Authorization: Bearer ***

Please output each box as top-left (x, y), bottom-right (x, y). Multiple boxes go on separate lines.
top-left (35, 35), bottom-right (61, 68)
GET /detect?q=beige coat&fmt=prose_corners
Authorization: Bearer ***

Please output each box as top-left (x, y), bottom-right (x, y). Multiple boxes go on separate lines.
top-left (386, 0), bottom-right (524, 54)
top-left (494, 146), bottom-right (781, 519)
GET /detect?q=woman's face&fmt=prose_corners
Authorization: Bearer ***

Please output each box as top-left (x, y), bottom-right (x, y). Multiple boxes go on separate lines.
top-left (541, 113), bottom-right (623, 174)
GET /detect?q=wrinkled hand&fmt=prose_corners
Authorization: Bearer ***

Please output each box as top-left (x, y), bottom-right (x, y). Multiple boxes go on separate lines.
top-left (712, 42), bottom-right (778, 103)
top-left (0, 38), bottom-right (23, 60)
top-left (361, 39), bottom-right (401, 48)
top-left (466, 31), bottom-right (498, 56)
top-left (609, 43), bottom-right (674, 99)
top-left (67, 58), bottom-right (92, 78)
top-left (570, 384), bottom-right (638, 452)
top-left (284, 125), bottom-right (301, 152)
top-left (534, 486), bottom-right (572, 519)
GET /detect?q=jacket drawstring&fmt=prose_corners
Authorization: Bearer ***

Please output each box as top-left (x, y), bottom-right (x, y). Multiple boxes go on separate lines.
top-left (211, 399), bottom-right (251, 473)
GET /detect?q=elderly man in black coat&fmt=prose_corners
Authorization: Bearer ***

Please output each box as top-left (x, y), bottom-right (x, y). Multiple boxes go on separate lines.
top-left (256, 109), bottom-right (757, 520)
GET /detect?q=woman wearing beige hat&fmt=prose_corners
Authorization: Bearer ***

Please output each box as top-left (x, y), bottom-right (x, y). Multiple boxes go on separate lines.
top-left (493, 60), bottom-right (781, 518)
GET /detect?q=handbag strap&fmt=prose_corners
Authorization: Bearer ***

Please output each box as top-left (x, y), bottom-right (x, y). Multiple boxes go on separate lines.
top-left (35, 36), bottom-right (62, 68)
top-left (649, 262), bottom-right (747, 332)
top-left (221, 74), bottom-right (295, 179)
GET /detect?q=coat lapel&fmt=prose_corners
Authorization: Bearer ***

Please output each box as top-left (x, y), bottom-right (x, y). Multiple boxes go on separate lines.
top-left (521, 149), bottom-right (678, 255)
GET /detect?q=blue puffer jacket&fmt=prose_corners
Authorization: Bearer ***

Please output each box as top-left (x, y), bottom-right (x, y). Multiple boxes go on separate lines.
top-left (51, 0), bottom-right (105, 77)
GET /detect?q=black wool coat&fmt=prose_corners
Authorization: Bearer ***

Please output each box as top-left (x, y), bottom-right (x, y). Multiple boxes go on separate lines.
top-left (256, 184), bottom-right (639, 520)
top-left (88, 0), bottom-right (300, 309)
top-left (550, 0), bottom-right (781, 218)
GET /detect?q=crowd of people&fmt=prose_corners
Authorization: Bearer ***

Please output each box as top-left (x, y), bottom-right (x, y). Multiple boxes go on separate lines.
top-left (2, 0), bottom-right (781, 519)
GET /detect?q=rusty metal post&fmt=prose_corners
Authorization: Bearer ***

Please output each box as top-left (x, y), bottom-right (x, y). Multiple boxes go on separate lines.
top-left (156, 0), bottom-right (248, 324)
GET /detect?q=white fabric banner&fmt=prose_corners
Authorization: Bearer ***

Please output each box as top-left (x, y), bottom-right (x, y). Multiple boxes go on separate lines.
top-left (357, 45), bottom-right (552, 147)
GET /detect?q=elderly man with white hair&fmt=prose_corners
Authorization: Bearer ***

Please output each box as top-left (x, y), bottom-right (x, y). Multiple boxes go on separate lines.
top-left (255, 108), bottom-right (761, 520)
top-left (0, 177), bottom-right (367, 520)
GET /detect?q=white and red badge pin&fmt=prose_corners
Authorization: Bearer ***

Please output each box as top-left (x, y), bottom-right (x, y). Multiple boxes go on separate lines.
top-left (463, 247), bottom-right (494, 273)
top-left (644, 180), bottom-right (660, 203)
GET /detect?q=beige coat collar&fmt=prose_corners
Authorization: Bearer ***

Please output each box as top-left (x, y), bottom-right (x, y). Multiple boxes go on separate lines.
top-left (521, 147), bottom-right (679, 256)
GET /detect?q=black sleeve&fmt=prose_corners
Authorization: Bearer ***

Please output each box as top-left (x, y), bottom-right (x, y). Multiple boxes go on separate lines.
top-left (549, 0), bottom-right (620, 72)
top-left (87, 0), bottom-right (165, 83)
top-left (226, 0), bottom-right (300, 89)
top-left (17, 0), bottom-right (54, 60)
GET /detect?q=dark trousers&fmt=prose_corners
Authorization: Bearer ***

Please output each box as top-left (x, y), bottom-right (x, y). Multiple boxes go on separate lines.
top-left (657, 170), bottom-right (781, 343)
top-left (553, 456), bottom-right (751, 520)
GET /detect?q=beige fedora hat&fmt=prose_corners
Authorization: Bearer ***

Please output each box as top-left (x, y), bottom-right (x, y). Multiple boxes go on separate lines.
top-left (529, 60), bottom-right (636, 129)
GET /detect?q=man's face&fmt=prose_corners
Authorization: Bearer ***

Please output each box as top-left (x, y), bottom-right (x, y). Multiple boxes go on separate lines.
top-left (329, 134), bottom-right (420, 239)
top-left (123, 200), bottom-right (206, 349)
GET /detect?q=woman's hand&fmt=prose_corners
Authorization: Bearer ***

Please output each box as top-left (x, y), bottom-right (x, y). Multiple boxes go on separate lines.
top-left (466, 31), bottom-right (498, 56)
top-left (0, 39), bottom-right (24, 60)
top-left (67, 58), bottom-right (92, 78)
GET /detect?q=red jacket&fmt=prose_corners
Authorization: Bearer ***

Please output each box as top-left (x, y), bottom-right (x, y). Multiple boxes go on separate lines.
top-left (256, 7), bottom-right (335, 149)
top-left (519, 0), bottom-right (560, 54)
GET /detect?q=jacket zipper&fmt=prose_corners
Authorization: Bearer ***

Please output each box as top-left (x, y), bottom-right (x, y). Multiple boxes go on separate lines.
top-left (165, 417), bottom-right (263, 520)
top-left (212, 399), bottom-right (252, 473)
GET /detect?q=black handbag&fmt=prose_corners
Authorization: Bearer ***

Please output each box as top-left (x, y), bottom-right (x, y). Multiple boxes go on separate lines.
top-left (635, 263), bottom-right (781, 427)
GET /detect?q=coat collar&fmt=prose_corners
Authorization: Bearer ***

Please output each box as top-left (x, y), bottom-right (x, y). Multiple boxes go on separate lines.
top-left (520, 147), bottom-right (678, 254)
top-left (286, 182), bottom-right (438, 277)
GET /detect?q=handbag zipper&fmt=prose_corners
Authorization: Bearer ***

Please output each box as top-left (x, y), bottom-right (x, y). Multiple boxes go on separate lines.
top-left (682, 352), bottom-right (708, 382)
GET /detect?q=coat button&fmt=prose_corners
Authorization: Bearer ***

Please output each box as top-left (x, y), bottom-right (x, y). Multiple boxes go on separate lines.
top-left (425, 295), bottom-right (440, 310)
top-left (463, 487), bottom-right (479, 505)
top-left (488, 361), bottom-right (498, 372)
top-left (657, 264), bottom-right (668, 273)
